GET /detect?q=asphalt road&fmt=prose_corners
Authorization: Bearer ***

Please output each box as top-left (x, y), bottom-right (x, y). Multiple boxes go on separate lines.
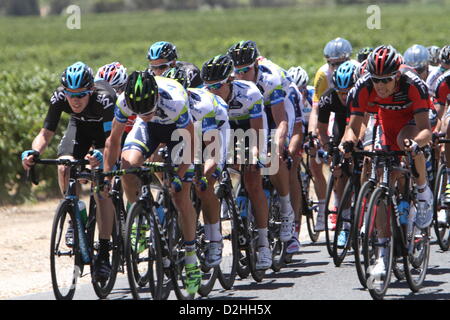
top-left (13, 231), bottom-right (450, 301)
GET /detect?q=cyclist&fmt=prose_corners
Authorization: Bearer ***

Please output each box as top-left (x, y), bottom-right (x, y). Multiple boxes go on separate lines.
top-left (357, 47), bottom-right (373, 63)
top-left (103, 71), bottom-right (201, 294)
top-left (427, 45), bottom-right (450, 101)
top-left (317, 61), bottom-right (357, 242)
top-left (342, 45), bottom-right (433, 277)
top-left (163, 66), bottom-right (230, 267)
top-left (201, 54), bottom-right (273, 270)
top-left (309, 37), bottom-right (357, 231)
top-left (288, 66), bottom-right (314, 134)
top-left (435, 70), bottom-right (450, 205)
top-left (21, 61), bottom-right (117, 282)
top-left (404, 44), bottom-right (430, 82)
top-left (147, 41), bottom-right (203, 88)
top-left (427, 46), bottom-right (441, 67)
top-left (95, 62), bottom-right (133, 147)
top-left (228, 40), bottom-right (296, 245)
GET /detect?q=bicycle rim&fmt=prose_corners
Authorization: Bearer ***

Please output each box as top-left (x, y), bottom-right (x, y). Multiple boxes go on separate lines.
top-left (352, 181), bottom-right (374, 288)
top-left (404, 223), bottom-right (430, 292)
top-left (89, 199), bottom-right (120, 299)
top-left (325, 176), bottom-right (337, 257)
top-left (364, 188), bottom-right (393, 300)
top-left (218, 197), bottom-right (238, 290)
top-left (50, 200), bottom-right (80, 300)
top-left (434, 164), bottom-right (450, 251)
top-left (333, 181), bottom-right (354, 267)
top-left (125, 201), bottom-right (163, 300)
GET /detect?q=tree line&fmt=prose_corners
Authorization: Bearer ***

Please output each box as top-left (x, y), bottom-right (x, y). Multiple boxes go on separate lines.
top-left (1, 0), bottom-right (436, 16)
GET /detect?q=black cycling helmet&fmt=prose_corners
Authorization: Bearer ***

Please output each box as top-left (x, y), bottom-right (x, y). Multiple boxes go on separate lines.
top-left (61, 61), bottom-right (94, 90)
top-left (228, 40), bottom-right (259, 66)
top-left (162, 67), bottom-right (190, 89)
top-left (124, 71), bottom-right (158, 115)
top-left (357, 47), bottom-right (373, 63)
top-left (366, 45), bottom-right (403, 76)
top-left (177, 62), bottom-right (203, 88)
top-left (440, 45), bottom-right (450, 65)
top-left (147, 41), bottom-right (178, 61)
top-left (201, 54), bottom-right (233, 82)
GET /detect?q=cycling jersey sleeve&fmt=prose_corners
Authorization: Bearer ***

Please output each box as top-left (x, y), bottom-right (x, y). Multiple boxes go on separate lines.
top-left (114, 93), bottom-right (133, 124)
top-left (317, 93), bottom-right (332, 123)
top-left (349, 82), bottom-right (370, 117)
top-left (408, 77), bottom-right (431, 114)
top-left (43, 89), bottom-right (66, 132)
top-left (313, 68), bottom-right (328, 103)
top-left (435, 75), bottom-right (450, 106)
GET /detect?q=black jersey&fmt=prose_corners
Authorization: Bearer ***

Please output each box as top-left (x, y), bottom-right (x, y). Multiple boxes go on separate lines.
top-left (44, 80), bottom-right (117, 133)
top-left (318, 88), bottom-right (349, 141)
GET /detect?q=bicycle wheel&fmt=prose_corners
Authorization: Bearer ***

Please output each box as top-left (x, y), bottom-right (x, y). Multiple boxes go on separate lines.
top-left (300, 165), bottom-right (320, 243)
top-left (50, 200), bottom-right (81, 300)
top-left (324, 175), bottom-right (337, 257)
top-left (234, 183), bottom-right (250, 280)
top-left (268, 189), bottom-right (286, 272)
top-left (125, 201), bottom-right (163, 300)
top-left (352, 180), bottom-right (375, 288)
top-left (403, 204), bottom-right (430, 292)
top-left (333, 180), bottom-right (355, 267)
top-left (433, 163), bottom-right (450, 251)
top-left (87, 197), bottom-right (120, 299)
top-left (363, 187), bottom-right (394, 300)
top-left (218, 197), bottom-right (238, 290)
top-left (196, 221), bottom-right (219, 297)
top-left (244, 213), bottom-right (265, 283)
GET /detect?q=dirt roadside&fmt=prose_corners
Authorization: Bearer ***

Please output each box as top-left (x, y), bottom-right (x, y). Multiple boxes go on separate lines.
top-left (0, 194), bottom-right (313, 300)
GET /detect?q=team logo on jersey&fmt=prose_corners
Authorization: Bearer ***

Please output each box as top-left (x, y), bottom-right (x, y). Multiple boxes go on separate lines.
top-left (96, 94), bottom-right (115, 109)
top-left (377, 102), bottom-right (412, 110)
top-left (51, 91), bottom-right (66, 104)
top-left (228, 98), bottom-right (243, 110)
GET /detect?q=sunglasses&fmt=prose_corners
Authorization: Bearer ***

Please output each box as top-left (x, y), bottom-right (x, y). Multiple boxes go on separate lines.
top-left (64, 89), bottom-right (93, 98)
top-left (328, 60), bottom-right (345, 67)
top-left (370, 74), bottom-right (396, 84)
top-left (149, 61), bottom-right (173, 70)
top-left (205, 79), bottom-right (227, 90)
top-left (234, 62), bottom-right (256, 74)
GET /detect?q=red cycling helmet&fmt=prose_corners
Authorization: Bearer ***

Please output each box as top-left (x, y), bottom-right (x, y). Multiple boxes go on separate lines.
top-left (366, 45), bottom-right (403, 76)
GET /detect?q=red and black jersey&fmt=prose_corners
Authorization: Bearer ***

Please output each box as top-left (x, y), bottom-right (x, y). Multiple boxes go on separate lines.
top-left (349, 67), bottom-right (431, 150)
top-left (434, 70), bottom-right (450, 106)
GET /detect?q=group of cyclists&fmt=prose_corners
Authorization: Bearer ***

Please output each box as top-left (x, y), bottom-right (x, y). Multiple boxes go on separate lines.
top-left (20, 37), bottom-right (450, 299)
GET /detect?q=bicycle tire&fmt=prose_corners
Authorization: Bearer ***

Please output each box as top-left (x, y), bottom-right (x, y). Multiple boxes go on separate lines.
top-left (352, 180), bottom-right (375, 288)
top-left (234, 183), bottom-right (251, 280)
top-left (403, 218), bottom-right (430, 292)
top-left (363, 187), bottom-right (394, 300)
top-left (50, 200), bottom-right (81, 300)
top-left (433, 163), bottom-right (450, 251)
top-left (332, 180), bottom-right (355, 267)
top-left (88, 197), bottom-right (121, 299)
top-left (301, 165), bottom-right (320, 243)
top-left (245, 216), bottom-right (265, 282)
top-left (125, 200), bottom-right (163, 300)
top-left (324, 175), bottom-right (337, 257)
top-left (217, 196), bottom-right (238, 290)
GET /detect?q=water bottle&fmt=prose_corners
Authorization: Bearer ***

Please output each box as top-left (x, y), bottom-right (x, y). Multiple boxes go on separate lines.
top-left (397, 200), bottom-right (409, 225)
top-left (155, 204), bottom-right (165, 225)
top-left (78, 200), bottom-right (88, 227)
top-left (236, 188), bottom-right (248, 218)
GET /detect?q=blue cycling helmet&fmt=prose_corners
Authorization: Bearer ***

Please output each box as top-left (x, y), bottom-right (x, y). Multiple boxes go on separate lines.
top-left (333, 61), bottom-right (357, 90)
top-left (147, 41), bottom-right (178, 61)
top-left (61, 61), bottom-right (94, 90)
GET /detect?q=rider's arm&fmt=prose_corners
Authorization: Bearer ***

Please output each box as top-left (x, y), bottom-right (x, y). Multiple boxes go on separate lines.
top-left (317, 94), bottom-right (331, 146)
top-left (103, 118), bottom-right (126, 173)
top-left (271, 101), bottom-right (288, 154)
top-left (176, 121), bottom-right (195, 179)
top-left (411, 110), bottom-right (432, 147)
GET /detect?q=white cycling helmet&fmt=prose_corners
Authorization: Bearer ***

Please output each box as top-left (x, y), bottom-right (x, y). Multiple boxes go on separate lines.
top-left (323, 37), bottom-right (353, 60)
top-left (403, 44), bottom-right (429, 70)
top-left (287, 66), bottom-right (309, 88)
top-left (95, 62), bottom-right (128, 91)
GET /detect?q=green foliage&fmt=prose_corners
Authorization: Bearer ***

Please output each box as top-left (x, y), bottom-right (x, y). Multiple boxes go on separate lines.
top-left (0, 4), bottom-right (448, 203)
